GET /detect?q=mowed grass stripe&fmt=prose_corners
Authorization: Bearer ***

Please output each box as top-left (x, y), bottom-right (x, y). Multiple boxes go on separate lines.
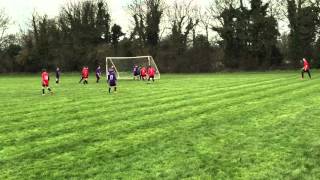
top-left (1, 72), bottom-right (295, 105)
top-left (0, 75), bottom-right (300, 146)
top-left (81, 79), bottom-right (318, 179)
top-left (0, 74), bottom-right (294, 126)
top-left (181, 84), bottom-right (320, 178)
top-left (0, 73), bottom-right (294, 113)
top-left (1, 76), bottom-right (318, 179)
top-left (0, 75), bottom-right (308, 163)
top-left (0, 75), bottom-right (287, 115)
top-left (0, 75), bottom-right (300, 151)
top-left (0, 76), bottom-right (298, 145)
top-left (1, 73), bottom-right (319, 179)
top-left (3, 74), bottom-right (288, 136)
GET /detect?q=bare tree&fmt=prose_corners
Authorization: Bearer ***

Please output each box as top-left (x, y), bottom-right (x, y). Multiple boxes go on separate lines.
top-left (208, 0), bottom-right (239, 28)
top-left (128, 0), bottom-right (146, 43)
top-left (167, 0), bottom-right (199, 47)
top-left (128, 0), bottom-right (165, 56)
top-left (197, 7), bottom-right (212, 42)
top-left (0, 8), bottom-right (10, 49)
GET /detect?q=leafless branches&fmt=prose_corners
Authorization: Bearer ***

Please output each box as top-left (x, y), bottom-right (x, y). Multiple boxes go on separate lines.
top-left (0, 8), bottom-right (10, 48)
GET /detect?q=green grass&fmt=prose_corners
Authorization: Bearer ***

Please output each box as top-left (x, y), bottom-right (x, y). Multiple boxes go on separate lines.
top-left (1, 71), bottom-right (320, 179)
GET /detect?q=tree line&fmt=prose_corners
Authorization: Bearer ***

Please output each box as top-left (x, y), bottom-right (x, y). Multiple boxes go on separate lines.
top-left (0, 0), bottom-right (319, 73)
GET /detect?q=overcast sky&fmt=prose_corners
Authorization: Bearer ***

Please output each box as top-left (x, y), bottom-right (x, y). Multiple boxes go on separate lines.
top-left (0, 0), bottom-right (286, 36)
top-left (0, 0), bottom-right (209, 34)
top-left (0, 0), bottom-right (131, 34)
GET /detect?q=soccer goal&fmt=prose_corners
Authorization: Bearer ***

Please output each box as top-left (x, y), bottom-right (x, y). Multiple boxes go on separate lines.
top-left (106, 56), bottom-right (161, 79)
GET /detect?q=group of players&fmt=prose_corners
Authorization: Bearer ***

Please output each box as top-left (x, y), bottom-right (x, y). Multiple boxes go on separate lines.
top-left (41, 64), bottom-right (156, 95)
top-left (133, 65), bottom-right (156, 81)
top-left (41, 58), bottom-right (311, 96)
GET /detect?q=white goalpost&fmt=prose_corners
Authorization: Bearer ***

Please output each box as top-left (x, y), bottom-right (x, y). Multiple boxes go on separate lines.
top-left (106, 56), bottom-right (161, 79)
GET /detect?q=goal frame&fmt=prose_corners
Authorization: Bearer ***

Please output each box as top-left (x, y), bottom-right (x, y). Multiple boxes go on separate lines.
top-left (106, 56), bottom-right (161, 80)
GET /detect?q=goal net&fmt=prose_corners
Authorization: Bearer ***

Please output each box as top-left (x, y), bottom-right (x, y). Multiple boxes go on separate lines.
top-left (106, 56), bottom-right (161, 79)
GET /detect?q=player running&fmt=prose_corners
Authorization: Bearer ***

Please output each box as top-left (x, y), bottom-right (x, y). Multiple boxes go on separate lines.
top-left (301, 58), bottom-right (311, 79)
top-left (96, 65), bottom-right (102, 83)
top-left (133, 65), bottom-right (140, 80)
top-left (41, 69), bottom-right (53, 95)
top-left (147, 65), bottom-right (155, 82)
top-left (79, 66), bottom-right (85, 83)
top-left (55, 66), bottom-right (61, 84)
top-left (140, 66), bottom-right (147, 81)
top-left (108, 68), bottom-right (117, 93)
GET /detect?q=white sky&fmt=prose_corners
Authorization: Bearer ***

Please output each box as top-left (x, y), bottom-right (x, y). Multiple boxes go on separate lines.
top-left (0, 0), bottom-right (286, 36)
top-left (0, 0), bottom-right (131, 34)
top-left (0, 0), bottom-right (211, 34)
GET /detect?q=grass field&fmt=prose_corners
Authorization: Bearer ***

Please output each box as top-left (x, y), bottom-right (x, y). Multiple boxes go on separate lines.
top-left (1, 71), bottom-right (320, 179)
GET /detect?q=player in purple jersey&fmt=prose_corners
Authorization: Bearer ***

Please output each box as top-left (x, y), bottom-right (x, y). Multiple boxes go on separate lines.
top-left (133, 65), bottom-right (140, 80)
top-left (96, 65), bottom-right (101, 83)
top-left (108, 70), bottom-right (117, 93)
top-left (55, 66), bottom-right (61, 84)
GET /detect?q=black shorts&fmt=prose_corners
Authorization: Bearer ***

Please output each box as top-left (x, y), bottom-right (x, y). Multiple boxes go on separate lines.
top-left (109, 82), bottom-right (116, 87)
top-left (134, 72), bottom-right (139, 76)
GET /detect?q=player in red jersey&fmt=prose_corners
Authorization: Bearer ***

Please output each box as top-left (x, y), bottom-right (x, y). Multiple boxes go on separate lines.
top-left (79, 66), bottom-right (89, 84)
top-left (79, 66), bottom-right (85, 83)
top-left (140, 66), bottom-right (147, 81)
top-left (301, 58), bottom-right (311, 79)
top-left (41, 69), bottom-right (53, 95)
top-left (147, 65), bottom-right (155, 82)
top-left (83, 66), bottom-right (89, 84)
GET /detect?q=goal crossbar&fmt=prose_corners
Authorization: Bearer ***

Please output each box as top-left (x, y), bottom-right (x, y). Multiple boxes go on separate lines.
top-left (106, 56), bottom-right (151, 59)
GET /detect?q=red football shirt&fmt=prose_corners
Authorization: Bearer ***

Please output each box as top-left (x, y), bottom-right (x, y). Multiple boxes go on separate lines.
top-left (82, 68), bottom-right (89, 78)
top-left (141, 67), bottom-right (147, 76)
top-left (84, 68), bottom-right (89, 77)
top-left (82, 68), bottom-right (86, 76)
top-left (148, 67), bottom-right (155, 76)
top-left (42, 72), bottom-right (49, 85)
top-left (303, 59), bottom-right (310, 70)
